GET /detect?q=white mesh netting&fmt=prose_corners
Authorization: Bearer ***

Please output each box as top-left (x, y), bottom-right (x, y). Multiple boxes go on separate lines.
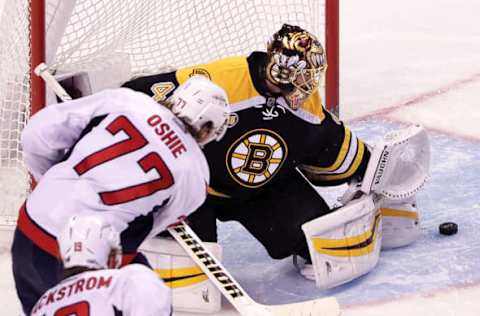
top-left (0, 0), bottom-right (327, 225)
top-left (47, 0), bottom-right (324, 75)
top-left (0, 0), bottom-right (31, 226)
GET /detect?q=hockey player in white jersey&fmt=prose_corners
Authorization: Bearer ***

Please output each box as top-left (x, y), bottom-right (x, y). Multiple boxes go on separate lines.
top-left (11, 75), bottom-right (230, 315)
top-left (31, 215), bottom-right (172, 316)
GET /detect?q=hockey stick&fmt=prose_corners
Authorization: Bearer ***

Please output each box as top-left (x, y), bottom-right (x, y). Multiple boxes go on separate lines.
top-left (168, 221), bottom-right (340, 316)
top-left (35, 64), bottom-right (340, 315)
top-left (34, 63), bottom-right (73, 102)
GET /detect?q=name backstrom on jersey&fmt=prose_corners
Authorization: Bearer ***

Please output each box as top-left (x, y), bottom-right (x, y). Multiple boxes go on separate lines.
top-left (31, 275), bottom-right (113, 313)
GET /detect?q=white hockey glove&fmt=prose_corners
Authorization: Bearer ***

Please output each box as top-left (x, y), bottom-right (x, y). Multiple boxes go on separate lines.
top-left (360, 124), bottom-right (430, 200)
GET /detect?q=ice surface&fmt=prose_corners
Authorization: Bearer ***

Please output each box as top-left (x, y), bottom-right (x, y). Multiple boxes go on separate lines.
top-left (1, 0), bottom-right (480, 315)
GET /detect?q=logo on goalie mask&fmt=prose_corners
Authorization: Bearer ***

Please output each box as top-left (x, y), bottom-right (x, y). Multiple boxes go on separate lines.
top-left (266, 24), bottom-right (326, 110)
top-left (226, 129), bottom-right (287, 188)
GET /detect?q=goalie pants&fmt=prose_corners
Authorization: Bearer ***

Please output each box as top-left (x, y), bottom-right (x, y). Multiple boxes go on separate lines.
top-left (187, 172), bottom-right (331, 260)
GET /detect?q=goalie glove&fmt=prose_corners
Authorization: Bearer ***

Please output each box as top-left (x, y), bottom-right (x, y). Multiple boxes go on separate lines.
top-left (360, 125), bottom-right (430, 200)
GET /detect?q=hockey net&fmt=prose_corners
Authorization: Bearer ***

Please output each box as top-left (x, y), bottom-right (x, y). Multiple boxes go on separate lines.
top-left (0, 0), bottom-right (339, 227)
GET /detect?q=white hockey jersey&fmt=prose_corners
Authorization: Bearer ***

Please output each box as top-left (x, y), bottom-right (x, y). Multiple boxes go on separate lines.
top-left (20, 88), bottom-right (209, 256)
top-left (30, 264), bottom-right (171, 316)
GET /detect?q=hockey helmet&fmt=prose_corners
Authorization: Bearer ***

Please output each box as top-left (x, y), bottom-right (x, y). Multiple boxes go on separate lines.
top-left (168, 75), bottom-right (230, 146)
top-left (266, 24), bottom-right (326, 110)
top-left (59, 215), bottom-right (122, 270)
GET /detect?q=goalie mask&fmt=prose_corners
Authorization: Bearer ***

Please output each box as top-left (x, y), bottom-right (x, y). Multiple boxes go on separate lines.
top-left (266, 24), bottom-right (326, 110)
top-left (59, 215), bottom-right (122, 270)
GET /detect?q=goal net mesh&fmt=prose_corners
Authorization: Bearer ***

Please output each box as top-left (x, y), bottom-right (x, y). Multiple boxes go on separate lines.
top-left (0, 0), bottom-right (327, 226)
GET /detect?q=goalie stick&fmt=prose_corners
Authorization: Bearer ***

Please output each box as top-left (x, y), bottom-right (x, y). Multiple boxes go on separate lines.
top-left (168, 221), bottom-right (340, 316)
top-left (34, 62), bottom-right (340, 316)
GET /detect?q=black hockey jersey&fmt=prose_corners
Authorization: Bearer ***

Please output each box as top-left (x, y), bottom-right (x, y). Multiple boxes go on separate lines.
top-left (123, 52), bottom-right (370, 200)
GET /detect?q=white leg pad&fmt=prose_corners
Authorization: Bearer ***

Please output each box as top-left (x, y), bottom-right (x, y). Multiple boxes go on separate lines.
top-left (139, 237), bottom-right (222, 314)
top-left (381, 196), bottom-right (421, 249)
top-left (302, 195), bottom-right (382, 290)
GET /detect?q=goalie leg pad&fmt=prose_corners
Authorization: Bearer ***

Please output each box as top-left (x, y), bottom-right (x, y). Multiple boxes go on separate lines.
top-left (381, 196), bottom-right (420, 250)
top-left (302, 195), bottom-right (382, 290)
top-left (139, 237), bottom-right (222, 314)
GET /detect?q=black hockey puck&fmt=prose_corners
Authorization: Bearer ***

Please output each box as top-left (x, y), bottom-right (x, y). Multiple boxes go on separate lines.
top-left (439, 222), bottom-right (458, 235)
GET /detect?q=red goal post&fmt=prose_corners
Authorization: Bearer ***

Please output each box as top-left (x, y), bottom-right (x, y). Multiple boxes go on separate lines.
top-left (0, 0), bottom-right (339, 225)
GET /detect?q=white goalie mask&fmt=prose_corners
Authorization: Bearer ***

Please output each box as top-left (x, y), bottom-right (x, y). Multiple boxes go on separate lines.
top-left (168, 75), bottom-right (230, 146)
top-left (59, 215), bottom-right (122, 270)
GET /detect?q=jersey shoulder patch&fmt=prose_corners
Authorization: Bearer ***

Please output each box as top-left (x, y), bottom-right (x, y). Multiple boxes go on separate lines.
top-left (175, 56), bottom-right (260, 104)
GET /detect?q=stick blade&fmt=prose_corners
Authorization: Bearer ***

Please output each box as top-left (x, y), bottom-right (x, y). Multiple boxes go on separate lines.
top-left (264, 296), bottom-right (340, 316)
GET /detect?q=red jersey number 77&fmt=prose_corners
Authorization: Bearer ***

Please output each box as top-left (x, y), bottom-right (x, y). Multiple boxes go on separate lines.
top-left (73, 115), bottom-right (174, 205)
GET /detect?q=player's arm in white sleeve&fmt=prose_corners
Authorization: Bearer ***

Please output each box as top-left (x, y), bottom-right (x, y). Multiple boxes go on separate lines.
top-left (119, 264), bottom-right (172, 316)
top-left (21, 89), bottom-right (123, 180)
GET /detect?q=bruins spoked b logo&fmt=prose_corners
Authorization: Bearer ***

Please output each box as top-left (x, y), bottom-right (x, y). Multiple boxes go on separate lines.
top-left (226, 129), bottom-right (288, 188)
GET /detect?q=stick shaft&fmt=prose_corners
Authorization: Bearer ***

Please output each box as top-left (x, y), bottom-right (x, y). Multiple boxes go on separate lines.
top-left (168, 222), bottom-right (340, 316)
top-left (34, 63), bottom-right (72, 102)
top-left (168, 222), bottom-right (266, 316)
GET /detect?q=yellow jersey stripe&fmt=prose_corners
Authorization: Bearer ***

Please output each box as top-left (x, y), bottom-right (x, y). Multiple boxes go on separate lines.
top-left (175, 56), bottom-right (261, 104)
top-left (314, 140), bottom-right (365, 181)
top-left (303, 128), bottom-right (352, 173)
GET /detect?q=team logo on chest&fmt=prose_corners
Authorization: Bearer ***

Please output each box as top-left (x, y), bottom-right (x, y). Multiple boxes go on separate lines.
top-left (226, 129), bottom-right (288, 188)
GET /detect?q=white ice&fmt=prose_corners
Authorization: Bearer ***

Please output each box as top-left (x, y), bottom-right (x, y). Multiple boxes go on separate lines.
top-left (1, 0), bottom-right (480, 315)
